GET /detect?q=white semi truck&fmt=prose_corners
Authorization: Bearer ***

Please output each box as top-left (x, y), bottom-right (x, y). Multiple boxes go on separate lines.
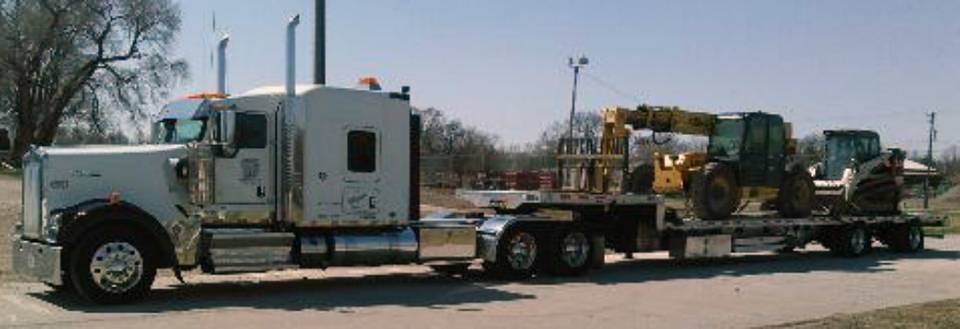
top-left (11, 15), bottom-right (943, 304)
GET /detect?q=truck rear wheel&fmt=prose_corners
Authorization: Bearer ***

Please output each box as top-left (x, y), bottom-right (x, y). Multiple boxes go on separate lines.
top-left (484, 228), bottom-right (538, 279)
top-left (691, 162), bottom-right (740, 220)
top-left (552, 229), bottom-right (592, 276)
top-left (777, 172), bottom-right (814, 218)
top-left (68, 226), bottom-right (157, 304)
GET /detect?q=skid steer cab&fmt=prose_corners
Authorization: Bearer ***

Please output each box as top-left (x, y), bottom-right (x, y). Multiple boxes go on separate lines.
top-left (810, 130), bottom-right (905, 215)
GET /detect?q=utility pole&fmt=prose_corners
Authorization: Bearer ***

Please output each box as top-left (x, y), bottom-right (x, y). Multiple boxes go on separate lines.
top-left (314, 0), bottom-right (326, 85)
top-left (567, 56), bottom-right (588, 140)
top-left (924, 111), bottom-right (936, 209)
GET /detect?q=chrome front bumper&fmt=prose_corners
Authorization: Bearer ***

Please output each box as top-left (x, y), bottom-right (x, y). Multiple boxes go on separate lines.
top-left (11, 236), bottom-right (63, 285)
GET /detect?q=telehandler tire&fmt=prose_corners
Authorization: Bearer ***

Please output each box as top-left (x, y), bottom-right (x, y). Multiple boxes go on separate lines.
top-left (691, 162), bottom-right (740, 220)
top-left (777, 172), bottom-right (815, 218)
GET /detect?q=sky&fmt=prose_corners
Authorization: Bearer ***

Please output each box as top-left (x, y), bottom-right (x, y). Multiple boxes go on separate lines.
top-left (169, 0), bottom-right (960, 156)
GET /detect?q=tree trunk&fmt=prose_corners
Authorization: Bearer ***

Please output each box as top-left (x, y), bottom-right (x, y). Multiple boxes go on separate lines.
top-left (7, 96), bottom-right (37, 165)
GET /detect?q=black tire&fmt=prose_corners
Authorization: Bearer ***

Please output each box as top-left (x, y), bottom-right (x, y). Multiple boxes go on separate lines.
top-left (483, 228), bottom-right (538, 279)
top-left (430, 263), bottom-right (471, 276)
top-left (887, 222), bottom-right (924, 253)
top-left (827, 224), bottom-right (872, 257)
top-left (628, 164), bottom-right (655, 194)
top-left (551, 229), bottom-right (592, 276)
top-left (691, 162), bottom-right (740, 220)
top-left (68, 226), bottom-right (157, 304)
top-left (777, 171), bottom-right (815, 218)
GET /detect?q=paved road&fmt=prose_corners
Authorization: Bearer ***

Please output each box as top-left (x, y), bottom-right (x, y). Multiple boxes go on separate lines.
top-left (2, 236), bottom-right (959, 329)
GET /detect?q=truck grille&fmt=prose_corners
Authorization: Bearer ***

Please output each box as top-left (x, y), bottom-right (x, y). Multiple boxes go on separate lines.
top-left (21, 159), bottom-right (43, 239)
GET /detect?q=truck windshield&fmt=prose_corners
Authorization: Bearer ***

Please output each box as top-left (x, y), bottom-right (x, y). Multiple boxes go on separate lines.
top-left (708, 119), bottom-right (744, 158)
top-left (153, 119), bottom-right (206, 144)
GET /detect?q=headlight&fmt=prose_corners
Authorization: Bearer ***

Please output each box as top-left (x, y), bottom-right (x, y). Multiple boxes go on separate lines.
top-left (43, 212), bottom-right (61, 244)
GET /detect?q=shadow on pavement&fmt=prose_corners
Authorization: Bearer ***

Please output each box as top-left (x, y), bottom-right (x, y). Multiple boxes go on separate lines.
top-left (526, 247), bottom-right (960, 287)
top-left (31, 271), bottom-right (535, 314)
top-left (29, 246), bottom-right (960, 314)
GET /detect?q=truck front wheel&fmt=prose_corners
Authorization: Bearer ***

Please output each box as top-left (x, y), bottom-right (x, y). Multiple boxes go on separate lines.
top-left (68, 226), bottom-right (157, 304)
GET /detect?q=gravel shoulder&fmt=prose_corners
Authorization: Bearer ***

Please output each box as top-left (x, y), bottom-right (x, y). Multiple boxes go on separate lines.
top-left (0, 175), bottom-right (19, 282)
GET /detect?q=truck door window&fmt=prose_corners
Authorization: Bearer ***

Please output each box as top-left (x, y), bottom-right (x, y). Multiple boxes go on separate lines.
top-left (347, 130), bottom-right (377, 173)
top-left (236, 113), bottom-right (267, 149)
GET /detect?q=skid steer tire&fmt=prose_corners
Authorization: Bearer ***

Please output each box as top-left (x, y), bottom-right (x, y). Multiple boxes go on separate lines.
top-left (691, 162), bottom-right (740, 220)
top-left (777, 171), bottom-right (815, 218)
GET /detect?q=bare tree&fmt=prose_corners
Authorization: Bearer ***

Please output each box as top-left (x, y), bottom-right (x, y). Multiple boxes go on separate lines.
top-left (415, 107), bottom-right (499, 186)
top-left (530, 111), bottom-right (603, 156)
top-left (0, 0), bottom-right (187, 162)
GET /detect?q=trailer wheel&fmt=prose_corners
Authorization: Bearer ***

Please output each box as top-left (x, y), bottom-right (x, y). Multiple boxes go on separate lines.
top-left (68, 226), bottom-right (157, 304)
top-left (888, 222), bottom-right (924, 253)
top-left (485, 229), bottom-right (538, 279)
top-left (830, 225), bottom-right (872, 257)
top-left (552, 229), bottom-right (592, 276)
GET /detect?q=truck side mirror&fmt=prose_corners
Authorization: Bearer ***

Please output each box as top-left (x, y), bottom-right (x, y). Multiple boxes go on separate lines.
top-left (215, 110), bottom-right (239, 157)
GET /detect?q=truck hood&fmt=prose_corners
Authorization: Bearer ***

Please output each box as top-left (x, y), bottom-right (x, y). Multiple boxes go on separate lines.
top-left (32, 143), bottom-right (191, 215)
top-left (41, 144), bottom-right (187, 157)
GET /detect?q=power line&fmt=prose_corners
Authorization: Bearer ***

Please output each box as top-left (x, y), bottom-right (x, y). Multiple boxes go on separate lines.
top-left (580, 71), bottom-right (644, 104)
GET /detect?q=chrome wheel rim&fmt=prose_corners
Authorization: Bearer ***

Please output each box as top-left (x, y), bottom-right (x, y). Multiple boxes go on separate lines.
top-left (850, 228), bottom-right (867, 255)
top-left (89, 242), bottom-right (143, 294)
top-left (506, 232), bottom-right (537, 271)
top-left (560, 232), bottom-right (590, 269)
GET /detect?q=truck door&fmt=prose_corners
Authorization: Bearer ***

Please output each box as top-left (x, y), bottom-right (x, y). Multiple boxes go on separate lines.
top-left (739, 114), bottom-right (769, 187)
top-left (340, 127), bottom-right (381, 219)
top-left (214, 112), bottom-right (273, 205)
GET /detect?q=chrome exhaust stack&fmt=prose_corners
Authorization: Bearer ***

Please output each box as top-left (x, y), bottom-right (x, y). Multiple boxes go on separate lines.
top-left (279, 15), bottom-right (301, 225)
top-left (216, 35), bottom-right (229, 94)
top-left (286, 14), bottom-right (299, 99)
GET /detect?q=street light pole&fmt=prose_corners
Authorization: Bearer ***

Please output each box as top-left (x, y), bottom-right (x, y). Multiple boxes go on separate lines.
top-left (567, 56), bottom-right (588, 140)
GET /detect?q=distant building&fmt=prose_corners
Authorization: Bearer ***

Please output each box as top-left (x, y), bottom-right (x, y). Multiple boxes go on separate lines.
top-left (904, 159), bottom-right (937, 176)
top-left (902, 158), bottom-right (942, 187)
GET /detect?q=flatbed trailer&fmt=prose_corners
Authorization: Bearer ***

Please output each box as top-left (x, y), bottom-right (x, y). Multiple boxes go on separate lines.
top-left (457, 189), bottom-right (945, 261)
